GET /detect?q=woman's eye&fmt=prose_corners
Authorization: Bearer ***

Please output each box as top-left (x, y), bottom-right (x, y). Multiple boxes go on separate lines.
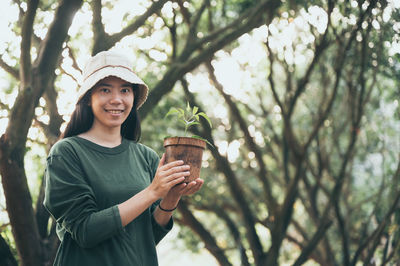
top-left (100, 88), bottom-right (110, 93)
top-left (121, 88), bottom-right (131, 93)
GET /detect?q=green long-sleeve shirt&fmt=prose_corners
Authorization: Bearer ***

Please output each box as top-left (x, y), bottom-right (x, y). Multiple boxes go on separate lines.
top-left (44, 136), bottom-right (172, 266)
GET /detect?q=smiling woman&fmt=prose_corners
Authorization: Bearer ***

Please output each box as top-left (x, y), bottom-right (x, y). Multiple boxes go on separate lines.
top-left (61, 51), bottom-right (148, 143)
top-left (43, 51), bottom-right (204, 266)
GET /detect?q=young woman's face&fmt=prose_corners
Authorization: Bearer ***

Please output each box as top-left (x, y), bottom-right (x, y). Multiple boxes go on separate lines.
top-left (89, 76), bottom-right (134, 131)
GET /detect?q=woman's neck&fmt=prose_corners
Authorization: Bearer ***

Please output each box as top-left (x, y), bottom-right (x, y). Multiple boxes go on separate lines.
top-left (79, 126), bottom-right (122, 148)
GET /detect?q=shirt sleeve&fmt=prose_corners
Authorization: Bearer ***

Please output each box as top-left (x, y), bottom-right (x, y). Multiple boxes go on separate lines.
top-left (43, 143), bottom-right (123, 249)
top-left (151, 207), bottom-right (173, 244)
top-left (146, 147), bottom-right (174, 244)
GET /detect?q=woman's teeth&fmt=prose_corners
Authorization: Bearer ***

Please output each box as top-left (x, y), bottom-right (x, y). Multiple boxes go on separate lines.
top-left (107, 110), bottom-right (123, 114)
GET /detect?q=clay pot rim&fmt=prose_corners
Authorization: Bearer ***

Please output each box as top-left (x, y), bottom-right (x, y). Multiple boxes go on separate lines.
top-left (163, 136), bottom-right (206, 149)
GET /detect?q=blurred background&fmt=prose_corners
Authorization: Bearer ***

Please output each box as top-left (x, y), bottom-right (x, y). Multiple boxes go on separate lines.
top-left (0, 0), bottom-right (399, 265)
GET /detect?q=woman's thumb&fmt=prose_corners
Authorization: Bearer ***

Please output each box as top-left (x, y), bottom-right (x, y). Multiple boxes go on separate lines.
top-left (159, 153), bottom-right (166, 166)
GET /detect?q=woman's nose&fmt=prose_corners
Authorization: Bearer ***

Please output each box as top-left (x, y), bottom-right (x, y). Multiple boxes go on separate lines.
top-left (109, 91), bottom-right (123, 104)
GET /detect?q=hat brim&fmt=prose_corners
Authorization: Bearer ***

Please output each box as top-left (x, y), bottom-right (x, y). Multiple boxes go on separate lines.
top-left (77, 66), bottom-right (148, 109)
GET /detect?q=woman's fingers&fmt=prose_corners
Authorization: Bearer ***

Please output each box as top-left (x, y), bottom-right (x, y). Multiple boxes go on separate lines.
top-left (182, 179), bottom-right (204, 195)
top-left (160, 160), bottom-right (190, 174)
top-left (152, 157), bottom-right (207, 199)
top-left (158, 160), bottom-right (190, 183)
top-left (170, 176), bottom-right (186, 186)
top-left (163, 166), bottom-right (190, 178)
top-left (160, 159), bottom-right (184, 169)
top-left (170, 178), bottom-right (204, 196)
top-left (152, 158), bottom-right (192, 197)
top-left (167, 171), bottom-right (190, 182)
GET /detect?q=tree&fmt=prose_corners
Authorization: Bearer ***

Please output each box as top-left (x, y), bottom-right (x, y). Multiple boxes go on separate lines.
top-left (1, 1), bottom-right (83, 265)
top-left (162, 0), bottom-right (399, 265)
top-left (0, 0), bottom-right (281, 265)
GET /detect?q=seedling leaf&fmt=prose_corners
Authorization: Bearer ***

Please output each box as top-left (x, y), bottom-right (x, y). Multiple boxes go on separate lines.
top-left (198, 112), bottom-right (212, 127)
top-left (193, 106), bottom-right (198, 115)
top-left (165, 108), bottom-right (180, 117)
top-left (192, 135), bottom-right (214, 147)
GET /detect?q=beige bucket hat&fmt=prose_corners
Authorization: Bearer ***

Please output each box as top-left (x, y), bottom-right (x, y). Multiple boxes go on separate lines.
top-left (77, 51), bottom-right (148, 109)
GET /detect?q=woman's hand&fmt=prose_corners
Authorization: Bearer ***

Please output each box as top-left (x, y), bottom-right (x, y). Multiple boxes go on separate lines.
top-left (161, 177), bottom-right (204, 207)
top-left (148, 154), bottom-right (190, 199)
top-left (171, 178), bottom-right (204, 196)
top-left (152, 157), bottom-right (204, 227)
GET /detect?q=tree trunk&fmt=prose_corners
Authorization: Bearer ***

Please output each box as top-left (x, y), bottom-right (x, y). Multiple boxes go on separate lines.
top-left (0, 73), bottom-right (45, 265)
top-left (0, 0), bottom-right (83, 265)
top-left (0, 136), bottom-right (43, 265)
top-left (0, 234), bottom-right (18, 266)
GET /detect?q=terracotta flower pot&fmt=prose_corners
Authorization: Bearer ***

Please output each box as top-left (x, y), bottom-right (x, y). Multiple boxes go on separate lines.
top-left (163, 137), bottom-right (206, 183)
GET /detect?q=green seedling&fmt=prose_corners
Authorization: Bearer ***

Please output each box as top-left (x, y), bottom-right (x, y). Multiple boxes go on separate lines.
top-left (165, 102), bottom-right (213, 146)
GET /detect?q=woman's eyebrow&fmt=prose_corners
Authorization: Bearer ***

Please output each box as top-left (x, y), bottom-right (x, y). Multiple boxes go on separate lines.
top-left (97, 82), bottom-right (112, 87)
top-left (96, 82), bottom-right (132, 87)
top-left (121, 83), bottom-right (132, 87)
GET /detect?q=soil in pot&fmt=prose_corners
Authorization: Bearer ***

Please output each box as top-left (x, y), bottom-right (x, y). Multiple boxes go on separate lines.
top-left (163, 137), bottom-right (206, 183)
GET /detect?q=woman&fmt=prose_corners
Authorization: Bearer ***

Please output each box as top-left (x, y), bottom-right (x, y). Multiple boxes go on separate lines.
top-left (44, 51), bottom-right (203, 265)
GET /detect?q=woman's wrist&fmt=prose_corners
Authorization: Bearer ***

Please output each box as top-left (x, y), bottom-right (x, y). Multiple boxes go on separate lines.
top-left (159, 197), bottom-right (180, 211)
top-left (144, 186), bottom-right (161, 204)
top-left (158, 202), bottom-right (177, 212)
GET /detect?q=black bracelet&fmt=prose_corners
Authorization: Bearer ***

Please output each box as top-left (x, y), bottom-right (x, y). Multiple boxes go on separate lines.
top-left (158, 203), bottom-right (177, 212)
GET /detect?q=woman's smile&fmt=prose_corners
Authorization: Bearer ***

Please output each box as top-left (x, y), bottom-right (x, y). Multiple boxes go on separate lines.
top-left (105, 109), bottom-right (125, 115)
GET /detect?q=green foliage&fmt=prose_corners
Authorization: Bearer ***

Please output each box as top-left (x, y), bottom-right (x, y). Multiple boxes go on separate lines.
top-left (165, 102), bottom-right (213, 144)
top-left (224, 0), bottom-right (258, 14)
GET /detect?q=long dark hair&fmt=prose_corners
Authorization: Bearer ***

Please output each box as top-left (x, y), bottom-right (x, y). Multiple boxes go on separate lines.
top-left (62, 84), bottom-right (141, 142)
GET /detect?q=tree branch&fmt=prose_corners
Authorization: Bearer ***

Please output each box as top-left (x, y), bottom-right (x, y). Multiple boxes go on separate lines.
top-left (334, 199), bottom-right (350, 266)
top-left (363, 190), bottom-right (400, 265)
top-left (292, 219), bottom-right (333, 266)
top-left (20, 0), bottom-right (39, 84)
top-left (265, 161), bottom-right (306, 265)
top-left (287, 4), bottom-right (333, 118)
top-left (178, 200), bottom-right (232, 266)
top-left (0, 101), bottom-right (10, 112)
top-left (140, 0), bottom-right (282, 119)
top-left (176, 0), bottom-right (191, 25)
top-left (285, 233), bottom-right (330, 265)
top-left (187, 0), bottom-right (208, 41)
top-left (292, 111), bottom-right (362, 265)
top-left (66, 45), bottom-right (82, 74)
top-left (0, 58), bottom-right (19, 79)
top-left (302, 0), bottom-right (378, 155)
top-left (351, 161), bottom-right (400, 265)
top-left (59, 64), bottom-right (79, 83)
top-left (182, 80), bottom-right (266, 265)
top-left (212, 206), bottom-right (250, 266)
top-left (159, 11), bottom-right (178, 60)
top-left (36, 0), bottom-right (83, 85)
top-left (265, 34), bottom-right (285, 116)
top-left (196, 0), bottom-right (278, 50)
top-left (92, 0), bottom-right (169, 54)
top-left (90, 0), bottom-right (106, 51)
top-left (302, 72), bottom-right (339, 152)
top-left (205, 60), bottom-right (277, 213)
